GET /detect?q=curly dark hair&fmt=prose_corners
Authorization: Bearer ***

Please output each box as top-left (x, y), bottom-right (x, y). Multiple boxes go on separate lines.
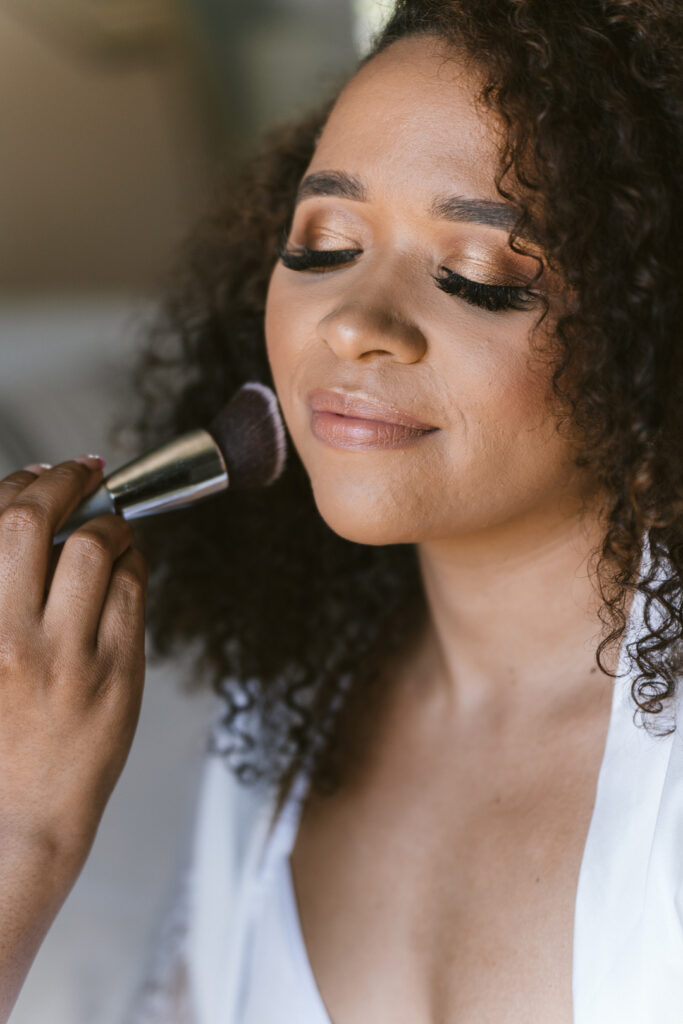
top-left (111, 0), bottom-right (683, 809)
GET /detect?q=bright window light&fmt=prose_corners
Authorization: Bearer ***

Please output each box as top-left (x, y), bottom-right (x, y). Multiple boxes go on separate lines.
top-left (351, 0), bottom-right (393, 57)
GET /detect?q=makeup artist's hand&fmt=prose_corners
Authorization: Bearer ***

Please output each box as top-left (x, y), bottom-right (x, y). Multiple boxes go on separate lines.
top-left (0, 456), bottom-right (149, 1022)
top-left (0, 456), bottom-right (148, 869)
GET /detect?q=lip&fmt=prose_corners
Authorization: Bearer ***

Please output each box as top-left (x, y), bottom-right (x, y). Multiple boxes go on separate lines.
top-left (306, 388), bottom-right (438, 430)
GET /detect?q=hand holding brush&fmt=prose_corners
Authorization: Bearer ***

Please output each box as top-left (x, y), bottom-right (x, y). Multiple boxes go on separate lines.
top-left (0, 382), bottom-right (286, 1022)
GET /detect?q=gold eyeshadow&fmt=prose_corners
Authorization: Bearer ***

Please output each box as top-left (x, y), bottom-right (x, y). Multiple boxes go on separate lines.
top-left (289, 205), bottom-right (546, 289)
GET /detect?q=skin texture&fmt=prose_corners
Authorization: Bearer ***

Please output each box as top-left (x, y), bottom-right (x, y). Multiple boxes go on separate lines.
top-left (0, 458), bottom-right (149, 1021)
top-left (265, 34), bottom-right (622, 719)
top-left (123, 0), bottom-right (680, 805)
top-left (116, 7), bottom-right (678, 1015)
top-left (265, 34), bottom-right (632, 1023)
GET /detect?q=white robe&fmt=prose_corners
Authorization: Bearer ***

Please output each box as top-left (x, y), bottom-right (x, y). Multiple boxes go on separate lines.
top-left (126, 533), bottom-right (683, 1023)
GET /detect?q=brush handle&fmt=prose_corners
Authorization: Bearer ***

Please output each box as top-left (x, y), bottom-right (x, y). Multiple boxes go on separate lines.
top-left (53, 486), bottom-right (117, 545)
top-left (53, 429), bottom-right (229, 545)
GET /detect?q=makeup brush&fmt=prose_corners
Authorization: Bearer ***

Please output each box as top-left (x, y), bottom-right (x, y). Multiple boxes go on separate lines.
top-left (52, 382), bottom-right (287, 546)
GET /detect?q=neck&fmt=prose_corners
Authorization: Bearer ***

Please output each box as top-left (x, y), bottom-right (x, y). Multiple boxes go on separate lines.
top-left (412, 502), bottom-right (633, 720)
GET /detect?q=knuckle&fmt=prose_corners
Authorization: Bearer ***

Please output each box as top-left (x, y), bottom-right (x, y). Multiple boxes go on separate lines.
top-left (0, 478), bottom-right (33, 512)
top-left (0, 627), bottom-right (39, 679)
top-left (0, 632), bottom-right (21, 671)
top-left (0, 502), bottom-right (49, 535)
top-left (50, 464), bottom-right (83, 485)
top-left (3, 470), bottom-right (36, 485)
top-left (66, 527), bottom-right (111, 561)
top-left (66, 513), bottom-right (134, 553)
top-left (113, 563), bottom-right (146, 599)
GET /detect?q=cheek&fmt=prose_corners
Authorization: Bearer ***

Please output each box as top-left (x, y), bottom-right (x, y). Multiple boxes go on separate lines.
top-left (458, 338), bottom-right (552, 453)
top-left (264, 271), bottom-right (573, 545)
top-left (264, 268), bottom-right (330, 473)
top-left (433, 324), bottom-right (573, 519)
top-left (264, 269), bottom-right (295, 387)
top-left (264, 270), bottom-right (309, 432)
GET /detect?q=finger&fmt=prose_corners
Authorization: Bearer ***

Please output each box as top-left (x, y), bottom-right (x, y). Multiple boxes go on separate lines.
top-left (95, 546), bottom-right (149, 676)
top-left (0, 458), bottom-right (104, 624)
top-left (43, 545), bottom-right (61, 601)
top-left (0, 463), bottom-right (53, 513)
top-left (42, 513), bottom-right (137, 650)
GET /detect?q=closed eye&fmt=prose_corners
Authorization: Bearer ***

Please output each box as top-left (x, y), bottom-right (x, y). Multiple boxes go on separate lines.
top-left (432, 268), bottom-right (539, 312)
top-left (276, 240), bottom-right (540, 314)
top-left (277, 242), bottom-right (362, 271)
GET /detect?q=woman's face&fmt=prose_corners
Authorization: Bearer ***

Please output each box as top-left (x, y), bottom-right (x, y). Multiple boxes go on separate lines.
top-left (265, 33), bottom-right (589, 546)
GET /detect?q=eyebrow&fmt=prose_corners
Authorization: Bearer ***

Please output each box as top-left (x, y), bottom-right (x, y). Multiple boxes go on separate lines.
top-left (294, 169), bottom-right (524, 236)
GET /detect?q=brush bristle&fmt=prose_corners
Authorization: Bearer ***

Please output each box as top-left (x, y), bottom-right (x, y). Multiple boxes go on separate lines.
top-left (207, 382), bottom-right (287, 489)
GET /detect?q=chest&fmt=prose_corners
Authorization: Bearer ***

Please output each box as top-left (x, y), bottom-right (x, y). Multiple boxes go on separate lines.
top-left (288, 700), bottom-right (611, 1024)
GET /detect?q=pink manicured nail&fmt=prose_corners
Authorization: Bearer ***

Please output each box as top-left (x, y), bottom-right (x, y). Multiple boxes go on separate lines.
top-left (23, 463), bottom-right (51, 474)
top-left (74, 454), bottom-right (105, 470)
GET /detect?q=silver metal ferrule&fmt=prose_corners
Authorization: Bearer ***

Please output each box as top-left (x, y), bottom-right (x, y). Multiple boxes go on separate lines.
top-left (53, 429), bottom-right (229, 545)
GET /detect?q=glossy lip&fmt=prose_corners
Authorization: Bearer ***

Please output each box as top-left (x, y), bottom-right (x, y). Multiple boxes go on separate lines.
top-left (306, 388), bottom-right (438, 431)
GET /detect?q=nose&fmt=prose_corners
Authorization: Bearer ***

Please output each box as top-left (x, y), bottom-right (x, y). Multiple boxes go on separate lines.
top-left (316, 272), bottom-right (427, 364)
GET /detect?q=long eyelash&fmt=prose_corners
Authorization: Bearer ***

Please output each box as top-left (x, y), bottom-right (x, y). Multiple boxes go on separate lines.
top-left (276, 241), bottom-right (537, 313)
top-left (432, 268), bottom-right (537, 313)
top-left (277, 242), bottom-right (362, 271)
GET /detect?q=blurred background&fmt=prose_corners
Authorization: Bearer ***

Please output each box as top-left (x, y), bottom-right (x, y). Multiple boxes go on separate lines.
top-left (2, 1), bottom-right (393, 1021)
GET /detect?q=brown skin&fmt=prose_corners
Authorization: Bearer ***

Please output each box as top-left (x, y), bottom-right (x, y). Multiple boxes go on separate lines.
top-left (266, 35), bottom-right (629, 1021)
top-left (266, 33), bottom-right (618, 716)
top-left (0, 457), bottom-right (148, 1021)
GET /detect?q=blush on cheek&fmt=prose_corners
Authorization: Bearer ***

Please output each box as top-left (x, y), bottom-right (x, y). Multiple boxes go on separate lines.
top-left (264, 282), bottom-right (296, 413)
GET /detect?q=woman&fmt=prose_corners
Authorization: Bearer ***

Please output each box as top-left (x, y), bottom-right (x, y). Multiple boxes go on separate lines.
top-left (117, 1), bottom-right (682, 1021)
top-left (0, 1), bottom-right (679, 1022)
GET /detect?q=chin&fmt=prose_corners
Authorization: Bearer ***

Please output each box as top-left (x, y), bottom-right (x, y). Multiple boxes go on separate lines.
top-left (309, 483), bottom-right (418, 547)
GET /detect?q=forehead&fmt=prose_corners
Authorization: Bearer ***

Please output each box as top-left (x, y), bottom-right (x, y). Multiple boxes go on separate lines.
top-left (309, 34), bottom-right (504, 205)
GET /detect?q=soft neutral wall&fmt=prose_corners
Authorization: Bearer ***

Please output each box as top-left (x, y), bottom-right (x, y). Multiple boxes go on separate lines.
top-left (0, 3), bottom-right (214, 292)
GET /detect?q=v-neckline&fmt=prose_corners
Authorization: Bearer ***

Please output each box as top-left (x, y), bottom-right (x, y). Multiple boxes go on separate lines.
top-left (262, 666), bottom-right (626, 1024)
top-left (250, 534), bottom-right (682, 1023)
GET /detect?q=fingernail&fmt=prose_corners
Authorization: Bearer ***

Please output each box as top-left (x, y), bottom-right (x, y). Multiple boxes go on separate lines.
top-left (74, 454), bottom-right (105, 470)
top-left (23, 462), bottom-right (51, 474)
